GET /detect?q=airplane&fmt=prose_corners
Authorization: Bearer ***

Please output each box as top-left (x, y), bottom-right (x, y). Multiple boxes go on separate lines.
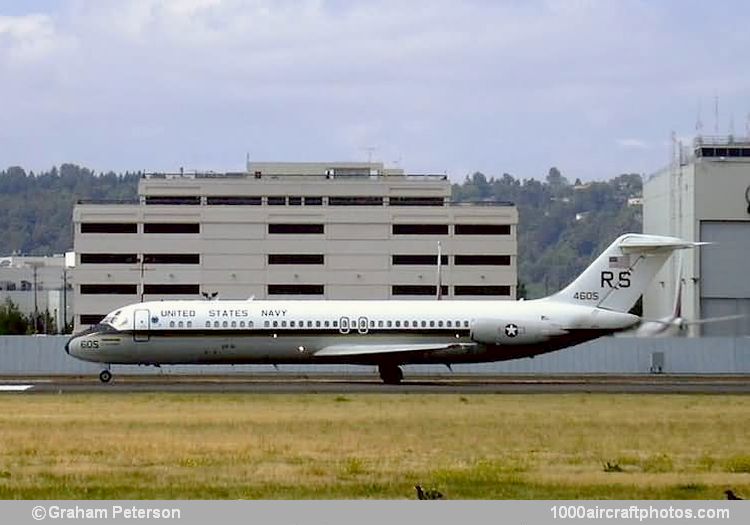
top-left (66, 233), bottom-right (699, 384)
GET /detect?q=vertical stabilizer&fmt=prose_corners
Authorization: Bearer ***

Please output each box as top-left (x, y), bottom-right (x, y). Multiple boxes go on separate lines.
top-left (551, 234), bottom-right (696, 313)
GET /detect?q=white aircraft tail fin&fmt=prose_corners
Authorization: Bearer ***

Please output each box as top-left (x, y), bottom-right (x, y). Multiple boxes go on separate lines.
top-left (551, 234), bottom-right (698, 313)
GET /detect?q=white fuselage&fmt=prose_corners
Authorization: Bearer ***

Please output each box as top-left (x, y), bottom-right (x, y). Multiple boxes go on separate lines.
top-left (66, 298), bottom-right (639, 366)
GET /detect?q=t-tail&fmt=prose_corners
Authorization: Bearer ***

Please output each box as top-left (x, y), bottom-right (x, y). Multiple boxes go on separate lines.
top-left (550, 234), bottom-right (699, 313)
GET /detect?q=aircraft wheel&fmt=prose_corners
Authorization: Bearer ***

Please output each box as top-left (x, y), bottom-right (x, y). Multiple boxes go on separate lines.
top-left (99, 370), bottom-right (112, 383)
top-left (378, 365), bottom-right (403, 385)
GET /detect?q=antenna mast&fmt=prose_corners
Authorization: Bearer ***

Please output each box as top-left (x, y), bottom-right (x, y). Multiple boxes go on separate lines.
top-left (695, 99), bottom-right (703, 134)
top-left (363, 146), bottom-right (376, 165)
top-left (714, 93), bottom-right (719, 134)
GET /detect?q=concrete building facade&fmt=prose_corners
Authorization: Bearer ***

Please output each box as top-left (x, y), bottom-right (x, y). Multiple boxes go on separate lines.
top-left (643, 136), bottom-right (750, 335)
top-left (73, 162), bottom-right (518, 329)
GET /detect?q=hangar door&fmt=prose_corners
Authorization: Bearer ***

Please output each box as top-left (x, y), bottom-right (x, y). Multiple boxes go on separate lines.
top-left (700, 221), bottom-right (750, 336)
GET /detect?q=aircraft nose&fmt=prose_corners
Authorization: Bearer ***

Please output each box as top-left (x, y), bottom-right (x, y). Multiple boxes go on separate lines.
top-left (65, 335), bottom-right (82, 357)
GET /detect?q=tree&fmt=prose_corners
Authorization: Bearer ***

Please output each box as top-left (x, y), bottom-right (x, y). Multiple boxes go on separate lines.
top-left (453, 169), bottom-right (642, 298)
top-left (546, 166), bottom-right (569, 192)
top-left (0, 164), bottom-right (139, 254)
top-left (0, 299), bottom-right (31, 335)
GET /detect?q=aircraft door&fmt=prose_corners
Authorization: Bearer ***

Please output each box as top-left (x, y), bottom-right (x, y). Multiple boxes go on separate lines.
top-left (133, 309), bottom-right (151, 342)
top-left (357, 316), bottom-right (368, 334)
top-left (339, 317), bottom-right (350, 334)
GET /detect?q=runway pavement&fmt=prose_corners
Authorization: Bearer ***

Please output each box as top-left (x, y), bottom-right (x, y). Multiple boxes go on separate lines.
top-left (1, 375), bottom-right (749, 394)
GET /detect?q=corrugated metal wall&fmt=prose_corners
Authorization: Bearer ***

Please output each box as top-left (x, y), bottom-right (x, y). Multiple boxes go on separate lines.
top-left (1, 335), bottom-right (748, 375)
top-left (700, 221), bottom-right (750, 336)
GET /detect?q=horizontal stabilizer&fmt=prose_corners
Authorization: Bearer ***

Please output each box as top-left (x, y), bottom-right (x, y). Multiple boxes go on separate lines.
top-left (315, 342), bottom-right (474, 357)
top-left (619, 237), bottom-right (709, 254)
top-left (685, 314), bottom-right (745, 326)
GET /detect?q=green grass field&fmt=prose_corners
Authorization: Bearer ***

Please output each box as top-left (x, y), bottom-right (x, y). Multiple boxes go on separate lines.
top-left (0, 393), bottom-right (748, 499)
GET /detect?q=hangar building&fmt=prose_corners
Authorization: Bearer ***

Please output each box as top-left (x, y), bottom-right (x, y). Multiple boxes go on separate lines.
top-left (643, 136), bottom-right (750, 335)
top-left (72, 162), bottom-right (518, 329)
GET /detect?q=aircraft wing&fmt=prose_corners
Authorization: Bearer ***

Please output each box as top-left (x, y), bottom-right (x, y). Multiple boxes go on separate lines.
top-left (314, 342), bottom-right (474, 357)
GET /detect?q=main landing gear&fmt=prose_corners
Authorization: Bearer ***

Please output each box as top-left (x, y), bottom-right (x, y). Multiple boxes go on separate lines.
top-left (99, 369), bottom-right (112, 383)
top-left (378, 364), bottom-right (403, 385)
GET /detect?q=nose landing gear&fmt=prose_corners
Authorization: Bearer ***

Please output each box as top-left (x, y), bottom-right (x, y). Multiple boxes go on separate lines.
top-left (378, 364), bottom-right (403, 385)
top-left (98, 369), bottom-right (112, 383)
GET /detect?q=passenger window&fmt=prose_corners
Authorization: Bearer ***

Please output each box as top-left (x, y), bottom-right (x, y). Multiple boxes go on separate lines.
top-left (240, 321), bottom-right (245, 328)
top-left (324, 320), bottom-right (330, 327)
top-left (378, 320), bottom-right (384, 328)
top-left (395, 320), bottom-right (400, 327)
top-left (333, 320), bottom-right (338, 328)
top-left (231, 321), bottom-right (237, 328)
top-left (273, 321), bottom-right (278, 328)
top-left (281, 321), bottom-right (287, 327)
top-left (421, 320), bottom-right (427, 328)
top-left (429, 320), bottom-right (434, 327)
top-left (387, 320), bottom-right (392, 328)
top-left (178, 321), bottom-right (184, 328)
top-left (464, 320), bottom-right (469, 328)
top-left (187, 321), bottom-right (192, 328)
top-left (248, 321), bottom-right (254, 328)
top-left (222, 321), bottom-right (228, 328)
top-left (316, 320), bottom-right (321, 327)
top-left (438, 320), bottom-right (443, 327)
top-left (446, 320), bottom-right (452, 328)
top-left (369, 320), bottom-right (375, 328)
top-left (264, 320), bottom-right (270, 328)
top-left (170, 321), bottom-right (175, 328)
top-left (205, 321), bottom-right (211, 328)
top-left (214, 321), bottom-right (220, 328)
top-left (307, 320), bottom-right (313, 327)
top-left (290, 321), bottom-right (295, 327)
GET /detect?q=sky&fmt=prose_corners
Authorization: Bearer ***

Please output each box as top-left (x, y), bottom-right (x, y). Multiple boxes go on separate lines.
top-left (1, 0), bottom-right (750, 181)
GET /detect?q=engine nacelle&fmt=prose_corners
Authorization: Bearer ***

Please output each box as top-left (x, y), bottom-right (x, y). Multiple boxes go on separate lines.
top-left (470, 318), bottom-right (568, 345)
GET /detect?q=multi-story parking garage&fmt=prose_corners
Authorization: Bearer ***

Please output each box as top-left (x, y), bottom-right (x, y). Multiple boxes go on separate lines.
top-left (72, 162), bottom-right (518, 329)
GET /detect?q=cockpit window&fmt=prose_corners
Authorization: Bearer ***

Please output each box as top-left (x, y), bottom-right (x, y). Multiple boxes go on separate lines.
top-left (72, 323), bottom-right (118, 337)
top-left (101, 310), bottom-right (122, 326)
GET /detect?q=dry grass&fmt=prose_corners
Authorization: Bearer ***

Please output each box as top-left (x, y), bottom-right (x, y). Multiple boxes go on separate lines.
top-left (0, 393), bottom-right (748, 499)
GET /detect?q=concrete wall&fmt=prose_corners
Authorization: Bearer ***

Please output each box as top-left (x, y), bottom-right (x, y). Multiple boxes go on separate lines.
top-left (1, 335), bottom-right (748, 376)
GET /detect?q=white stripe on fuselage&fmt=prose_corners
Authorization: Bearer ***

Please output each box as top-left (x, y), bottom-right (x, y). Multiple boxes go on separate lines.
top-left (107, 298), bottom-right (598, 333)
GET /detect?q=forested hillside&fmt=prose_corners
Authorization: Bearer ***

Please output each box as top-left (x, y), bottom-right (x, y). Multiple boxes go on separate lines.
top-left (0, 164), bottom-right (641, 299)
top-left (0, 165), bottom-right (139, 255)
top-left (453, 168), bottom-right (642, 298)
